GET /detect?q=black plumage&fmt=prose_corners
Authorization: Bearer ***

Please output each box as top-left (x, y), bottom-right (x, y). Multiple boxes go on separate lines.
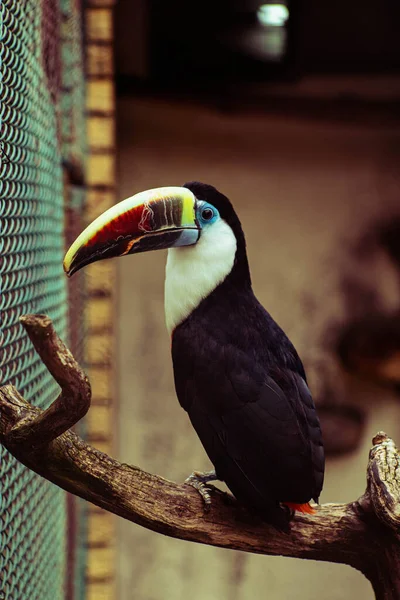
top-left (172, 182), bottom-right (324, 530)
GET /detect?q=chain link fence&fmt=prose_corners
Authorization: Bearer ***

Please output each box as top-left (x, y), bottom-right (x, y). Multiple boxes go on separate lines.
top-left (1, 0), bottom-right (87, 598)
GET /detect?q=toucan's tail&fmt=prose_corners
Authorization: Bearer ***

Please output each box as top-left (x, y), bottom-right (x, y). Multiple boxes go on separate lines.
top-left (283, 502), bottom-right (315, 514)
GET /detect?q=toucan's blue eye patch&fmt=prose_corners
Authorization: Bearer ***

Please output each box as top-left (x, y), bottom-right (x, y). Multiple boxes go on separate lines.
top-left (197, 201), bottom-right (219, 226)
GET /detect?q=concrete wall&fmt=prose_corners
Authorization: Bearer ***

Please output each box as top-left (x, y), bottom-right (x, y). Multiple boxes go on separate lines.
top-left (116, 96), bottom-right (400, 600)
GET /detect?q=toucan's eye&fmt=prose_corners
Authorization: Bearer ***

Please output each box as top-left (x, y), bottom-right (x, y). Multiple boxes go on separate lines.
top-left (197, 202), bottom-right (219, 225)
top-left (201, 208), bottom-right (214, 221)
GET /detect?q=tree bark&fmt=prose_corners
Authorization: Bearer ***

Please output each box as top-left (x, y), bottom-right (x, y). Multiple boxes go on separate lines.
top-left (1, 315), bottom-right (400, 599)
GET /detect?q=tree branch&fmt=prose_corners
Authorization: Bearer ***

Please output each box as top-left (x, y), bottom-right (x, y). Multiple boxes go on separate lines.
top-left (1, 315), bottom-right (400, 599)
top-left (4, 314), bottom-right (91, 450)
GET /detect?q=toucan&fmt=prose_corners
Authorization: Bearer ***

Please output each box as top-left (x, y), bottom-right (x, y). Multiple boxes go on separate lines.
top-left (64, 182), bottom-right (324, 530)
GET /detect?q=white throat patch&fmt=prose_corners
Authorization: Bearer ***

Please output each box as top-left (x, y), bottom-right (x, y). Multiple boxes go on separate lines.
top-left (165, 219), bottom-right (237, 333)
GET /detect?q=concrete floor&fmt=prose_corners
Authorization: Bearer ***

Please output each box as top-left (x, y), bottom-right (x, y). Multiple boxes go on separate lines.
top-left (116, 96), bottom-right (400, 600)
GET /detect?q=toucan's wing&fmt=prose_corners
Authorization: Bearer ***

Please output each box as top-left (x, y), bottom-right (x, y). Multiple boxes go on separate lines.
top-left (276, 369), bottom-right (325, 501)
top-left (172, 328), bottom-right (324, 525)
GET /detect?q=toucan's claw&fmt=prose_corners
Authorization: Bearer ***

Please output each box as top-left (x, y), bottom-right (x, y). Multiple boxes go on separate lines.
top-left (281, 503), bottom-right (296, 521)
top-left (184, 470), bottom-right (218, 510)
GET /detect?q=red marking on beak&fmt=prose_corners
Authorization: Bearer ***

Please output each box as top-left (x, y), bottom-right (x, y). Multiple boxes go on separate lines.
top-left (88, 204), bottom-right (152, 248)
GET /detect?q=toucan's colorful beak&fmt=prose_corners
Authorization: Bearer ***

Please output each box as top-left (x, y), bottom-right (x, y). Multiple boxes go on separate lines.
top-left (63, 186), bottom-right (199, 277)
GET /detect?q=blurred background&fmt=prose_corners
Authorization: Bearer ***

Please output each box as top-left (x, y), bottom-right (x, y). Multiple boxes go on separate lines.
top-left (115, 2), bottom-right (400, 599)
top-left (1, 1), bottom-right (400, 599)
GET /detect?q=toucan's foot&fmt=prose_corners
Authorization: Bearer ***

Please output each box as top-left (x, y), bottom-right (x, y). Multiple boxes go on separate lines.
top-left (184, 470), bottom-right (218, 510)
top-left (281, 503), bottom-right (296, 521)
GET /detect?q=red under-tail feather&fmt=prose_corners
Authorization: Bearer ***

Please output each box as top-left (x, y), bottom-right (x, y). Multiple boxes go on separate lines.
top-left (283, 502), bottom-right (316, 514)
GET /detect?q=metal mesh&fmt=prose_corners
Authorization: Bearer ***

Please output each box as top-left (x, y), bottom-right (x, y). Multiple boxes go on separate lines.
top-left (60, 2), bottom-right (88, 598)
top-left (0, 0), bottom-right (85, 598)
top-left (61, 0), bottom-right (86, 170)
top-left (65, 185), bottom-right (88, 600)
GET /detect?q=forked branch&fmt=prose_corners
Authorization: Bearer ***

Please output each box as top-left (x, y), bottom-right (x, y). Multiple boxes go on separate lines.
top-left (1, 315), bottom-right (400, 600)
